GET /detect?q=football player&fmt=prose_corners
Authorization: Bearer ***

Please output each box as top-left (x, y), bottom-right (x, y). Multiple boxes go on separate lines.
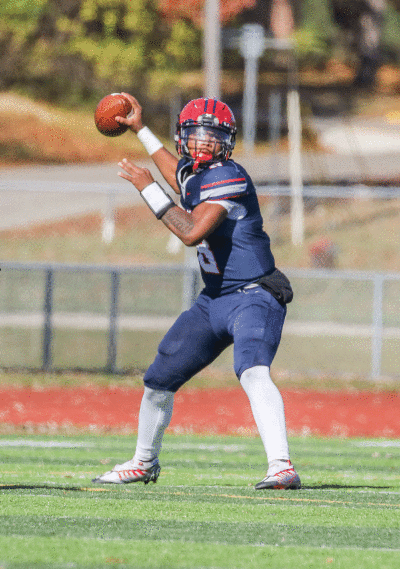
top-left (92, 94), bottom-right (301, 490)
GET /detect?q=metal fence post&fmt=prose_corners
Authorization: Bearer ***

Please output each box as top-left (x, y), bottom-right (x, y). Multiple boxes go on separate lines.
top-left (107, 270), bottom-right (119, 373)
top-left (102, 189), bottom-right (115, 244)
top-left (42, 268), bottom-right (53, 371)
top-left (371, 274), bottom-right (384, 380)
top-left (182, 248), bottom-right (199, 311)
top-left (181, 267), bottom-right (199, 311)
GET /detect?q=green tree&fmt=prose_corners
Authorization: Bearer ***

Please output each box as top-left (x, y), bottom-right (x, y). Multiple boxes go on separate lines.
top-left (292, 0), bottom-right (336, 63)
top-left (0, 0), bottom-right (202, 107)
top-left (0, 0), bottom-right (48, 89)
top-left (332, 0), bottom-right (386, 87)
top-left (383, 1), bottom-right (400, 57)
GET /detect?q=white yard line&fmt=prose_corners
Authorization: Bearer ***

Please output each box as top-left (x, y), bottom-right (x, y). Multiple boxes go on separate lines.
top-left (0, 440), bottom-right (94, 448)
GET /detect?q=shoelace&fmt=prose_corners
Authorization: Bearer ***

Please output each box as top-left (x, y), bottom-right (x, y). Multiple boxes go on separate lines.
top-left (117, 467), bottom-right (147, 481)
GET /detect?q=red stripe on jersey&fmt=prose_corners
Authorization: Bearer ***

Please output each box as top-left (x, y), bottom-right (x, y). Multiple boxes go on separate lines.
top-left (206, 194), bottom-right (244, 201)
top-left (201, 178), bottom-right (246, 189)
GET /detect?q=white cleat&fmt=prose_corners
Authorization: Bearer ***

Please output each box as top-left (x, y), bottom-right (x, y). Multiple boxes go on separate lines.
top-left (92, 459), bottom-right (161, 485)
top-left (255, 460), bottom-right (301, 490)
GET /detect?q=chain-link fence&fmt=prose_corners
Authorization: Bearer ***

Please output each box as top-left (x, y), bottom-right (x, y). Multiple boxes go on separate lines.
top-left (0, 261), bottom-right (399, 380)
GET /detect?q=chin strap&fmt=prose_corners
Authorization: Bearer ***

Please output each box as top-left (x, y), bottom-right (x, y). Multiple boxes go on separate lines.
top-left (193, 157), bottom-right (202, 170)
top-left (193, 152), bottom-right (213, 170)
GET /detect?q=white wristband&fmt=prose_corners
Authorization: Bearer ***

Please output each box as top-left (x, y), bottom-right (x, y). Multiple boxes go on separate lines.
top-left (136, 126), bottom-right (163, 155)
top-left (141, 182), bottom-right (174, 219)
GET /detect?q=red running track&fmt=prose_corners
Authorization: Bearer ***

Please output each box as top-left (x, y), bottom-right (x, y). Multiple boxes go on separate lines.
top-left (0, 387), bottom-right (399, 437)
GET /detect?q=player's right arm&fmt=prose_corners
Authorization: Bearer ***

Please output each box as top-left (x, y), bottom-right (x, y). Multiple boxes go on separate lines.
top-left (148, 148), bottom-right (180, 194)
top-left (118, 159), bottom-right (228, 246)
top-left (116, 93), bottom-right (180, 194)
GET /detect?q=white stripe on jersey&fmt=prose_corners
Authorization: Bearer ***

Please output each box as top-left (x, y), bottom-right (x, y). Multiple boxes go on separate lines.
top-left (200, 182), bottom-right (247, 201)
top-left (205, 200), bottom-right (247, 220)
top-left (205, 199), bottom-right (236, 213)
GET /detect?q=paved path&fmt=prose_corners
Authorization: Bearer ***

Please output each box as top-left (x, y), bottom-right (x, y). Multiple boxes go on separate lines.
top-left (0, 162), bottom-right (148, 230)
top-left (2, 117), bottom-right (400, 231)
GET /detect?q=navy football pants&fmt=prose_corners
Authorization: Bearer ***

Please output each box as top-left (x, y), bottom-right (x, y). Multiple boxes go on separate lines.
top-left (143, 286), bottom-right (286, 392)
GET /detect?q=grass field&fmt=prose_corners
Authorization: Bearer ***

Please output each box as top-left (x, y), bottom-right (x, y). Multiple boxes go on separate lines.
top-left (1, 433), bottom-right (399, 569)
top-left (1, 198), bottom-right (400, 272)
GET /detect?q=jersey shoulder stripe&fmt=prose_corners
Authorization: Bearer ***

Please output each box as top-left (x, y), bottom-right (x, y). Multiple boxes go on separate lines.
top-left (200, 183), bottom-right (247, 201)
top-left (206, 193), bottom-right (244, 201)
top-left (199, 162), bottom-right (248, 201)
top-left (201, 177), bottom-right (246, 189)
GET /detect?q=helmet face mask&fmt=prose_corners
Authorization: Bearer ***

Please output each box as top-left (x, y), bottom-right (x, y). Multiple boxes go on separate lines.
top-left (175, 98), bottom-right (236, 169)
top-left (181, 125), bottom-right (231, 164)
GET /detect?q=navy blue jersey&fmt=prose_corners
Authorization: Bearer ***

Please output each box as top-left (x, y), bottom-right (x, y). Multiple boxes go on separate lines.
top-left (176, 157), bottom-right (275, 297)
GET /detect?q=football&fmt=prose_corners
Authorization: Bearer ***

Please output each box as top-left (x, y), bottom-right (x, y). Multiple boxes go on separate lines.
top-left (94, 93), bottom-right (132, 137)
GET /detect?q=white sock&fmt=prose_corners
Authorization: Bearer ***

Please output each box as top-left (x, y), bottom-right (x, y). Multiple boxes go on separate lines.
top-left (240, 365), bottom-right (290, 463)
top-left (133, 386), bottom-right (174, 465)
top-left (267, 459), bottom-right (292, 476)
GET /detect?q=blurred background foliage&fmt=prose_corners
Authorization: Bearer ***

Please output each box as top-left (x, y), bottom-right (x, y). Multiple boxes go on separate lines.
top-left (0, 0), bottom-right (203, 107)
top-left (1, 1), bottom-right (400, 110)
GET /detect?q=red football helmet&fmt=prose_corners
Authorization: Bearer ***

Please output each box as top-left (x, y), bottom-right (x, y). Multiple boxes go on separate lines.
top-left (175, 98), bottom-right (237, 169)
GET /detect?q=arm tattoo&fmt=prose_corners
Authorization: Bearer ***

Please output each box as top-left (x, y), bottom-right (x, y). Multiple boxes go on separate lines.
top-left (161, 207), bottom-right (194, 236)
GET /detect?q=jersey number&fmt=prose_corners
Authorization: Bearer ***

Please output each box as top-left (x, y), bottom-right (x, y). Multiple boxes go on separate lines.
top-left (197, 241), bottom-right (220, 274)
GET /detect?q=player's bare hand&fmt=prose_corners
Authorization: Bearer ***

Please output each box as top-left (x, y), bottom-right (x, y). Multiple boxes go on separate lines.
top-left (115, 93), bottom-right (143, 133)
top-left (118, 158), bottom-right (154, 191)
